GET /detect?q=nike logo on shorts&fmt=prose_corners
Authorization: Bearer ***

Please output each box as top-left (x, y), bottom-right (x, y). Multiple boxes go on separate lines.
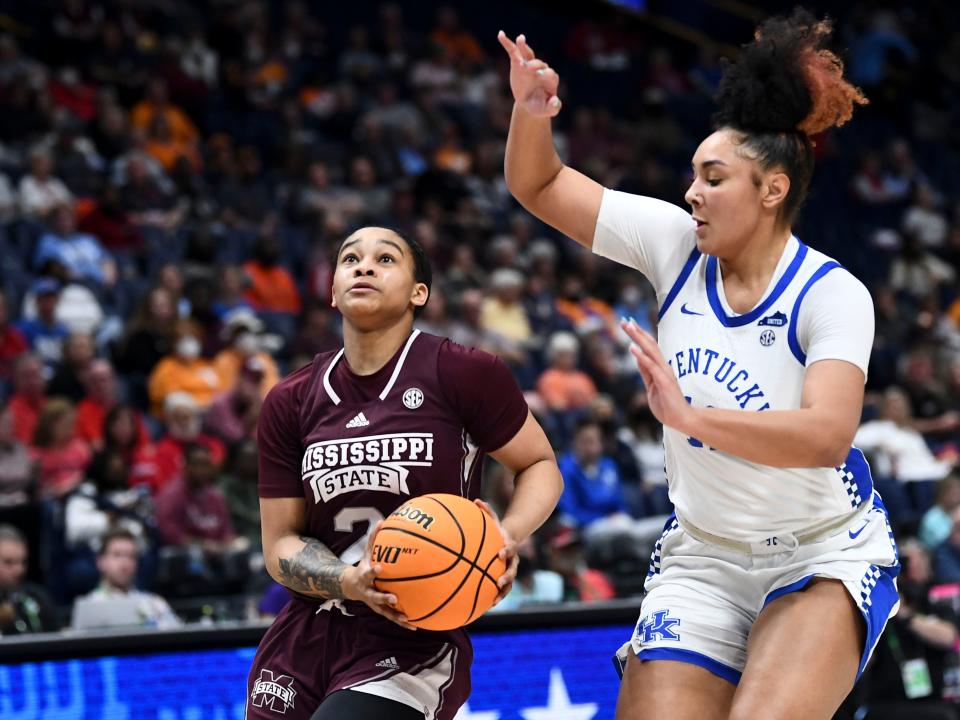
top-left (681, 303), bottom-right (704, 316)
top-left (848, 523), bottom-right (868, 540)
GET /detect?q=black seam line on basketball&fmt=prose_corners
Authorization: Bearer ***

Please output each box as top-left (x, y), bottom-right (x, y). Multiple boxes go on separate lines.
top-left (410, 501), bottom-right (492, 625)
top-left (425, 495), bottom-right (466, 558)
top-left (373, 527), bottom-right (500, 587)
top-left (465, 507), bottom-right (488, 624)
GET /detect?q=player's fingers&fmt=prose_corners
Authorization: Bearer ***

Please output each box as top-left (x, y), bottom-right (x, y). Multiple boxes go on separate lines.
top-left (364, 520), bottom-right (384, 557)
top-left (370, 602), bottom-right (417, 631)
top-left (620, 317), bottom-right (643, 343)
top-left (496, 30), bottom-right (523, 64)
top-left (494, 579), bottom-right (514, 604)
top-left (474, 498), bottom-right (497, 519)
top-left (521, 59), bottom-right (549, 73)
top-left (546, 96), bottom-right (562, 116)
top-left (630, 345), bottom-right (656, 388)
top-left (516, 34), bottom-right (536, 61)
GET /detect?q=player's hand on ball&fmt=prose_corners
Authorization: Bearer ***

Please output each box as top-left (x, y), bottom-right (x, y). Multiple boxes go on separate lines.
top-left (497, 31), bottom-right (562, 118)
top-left (342, 520), bottom-right (417, 631)
top-left (620, 318), bottom-right (697, 435)
top-left (474, 499), bottom-right (518, 605)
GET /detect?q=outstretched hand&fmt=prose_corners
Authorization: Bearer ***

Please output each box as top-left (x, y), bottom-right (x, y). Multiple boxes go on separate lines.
top-left (497, 31), bottom-right (562, 117)
top-left (340, 520), bottom-right (417, 631)
top-left (620, 318), bottom-right (696, 435)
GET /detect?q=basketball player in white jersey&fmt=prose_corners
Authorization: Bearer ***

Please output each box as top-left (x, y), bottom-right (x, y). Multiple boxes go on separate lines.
top-left (499, 10), bottom-right (898, 720)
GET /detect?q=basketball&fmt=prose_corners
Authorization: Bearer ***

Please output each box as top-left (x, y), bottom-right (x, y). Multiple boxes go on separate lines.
top-left (372, 494), bottom-right (507, 631)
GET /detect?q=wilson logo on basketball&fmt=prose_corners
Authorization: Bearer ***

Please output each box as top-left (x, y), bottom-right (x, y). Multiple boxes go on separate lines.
top-left (391, 505), bottom-right (435, 530)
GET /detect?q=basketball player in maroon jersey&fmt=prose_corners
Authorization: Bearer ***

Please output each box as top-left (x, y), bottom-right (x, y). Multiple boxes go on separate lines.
top-left (246, 226), bottom-right (564, 720)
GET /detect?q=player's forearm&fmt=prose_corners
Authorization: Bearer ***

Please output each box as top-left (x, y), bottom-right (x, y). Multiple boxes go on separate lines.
top-left (500, 458), bottom-right (564, 543)
top-left (682, 406), bottom-right (854, 469)
top-left (268, 534), bottom-right (348, 599)
top-left (504, 103), bottom-right (564, 206)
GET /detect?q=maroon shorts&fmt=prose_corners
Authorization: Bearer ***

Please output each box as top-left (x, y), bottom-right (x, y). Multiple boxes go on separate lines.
top-left (246, 596), bottom-right (473, 719)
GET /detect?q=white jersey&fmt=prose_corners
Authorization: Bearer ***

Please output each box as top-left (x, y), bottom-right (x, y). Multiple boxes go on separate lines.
top-left (594, 189), bottom-right (876, 542)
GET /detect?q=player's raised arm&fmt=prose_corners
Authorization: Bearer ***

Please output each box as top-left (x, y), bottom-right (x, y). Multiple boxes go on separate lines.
top-left (498, 31), bottom-right (603, 249)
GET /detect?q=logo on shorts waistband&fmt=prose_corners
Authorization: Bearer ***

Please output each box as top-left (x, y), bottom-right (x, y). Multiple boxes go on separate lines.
top-left (251, 669), bottom-right (297, 714)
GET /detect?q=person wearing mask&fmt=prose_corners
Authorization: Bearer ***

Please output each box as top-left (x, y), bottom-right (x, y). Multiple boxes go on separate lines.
top-left (147, 319), bottom-right (223, 416)
top-left (212, 309), bottom-right (279, 397)
top-left (0, 524), bottom-right (60, 635)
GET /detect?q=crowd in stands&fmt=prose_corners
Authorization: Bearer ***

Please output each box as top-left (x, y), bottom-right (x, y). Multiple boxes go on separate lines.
top-left (1, 1), bottom-right (959, 709)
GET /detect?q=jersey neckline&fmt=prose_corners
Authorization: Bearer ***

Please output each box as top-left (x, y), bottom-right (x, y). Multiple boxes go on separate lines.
top-left (705, 237), bottom-right (808, 327)
top-left (322, 329), bottom-right (421, 405)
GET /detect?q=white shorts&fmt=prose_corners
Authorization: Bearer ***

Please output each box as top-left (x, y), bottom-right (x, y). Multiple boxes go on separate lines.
top-left (623, 493), bottom-right (900, 685)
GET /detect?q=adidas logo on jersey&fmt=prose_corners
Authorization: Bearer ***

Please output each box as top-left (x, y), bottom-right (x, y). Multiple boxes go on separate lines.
top-left (345, 412), bottom-right (370, 428)
top-left (375, 656), bottom-right (400, 670)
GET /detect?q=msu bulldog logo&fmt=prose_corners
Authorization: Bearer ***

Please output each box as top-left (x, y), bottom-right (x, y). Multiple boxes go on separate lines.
top-left (301, 433), bottom-right (435, 504)
top-left (251, 669), bottom-right (297, 714)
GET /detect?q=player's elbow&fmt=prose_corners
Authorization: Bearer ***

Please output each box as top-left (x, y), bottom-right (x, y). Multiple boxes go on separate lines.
top-left (815, 431), bottom-right (855, 468)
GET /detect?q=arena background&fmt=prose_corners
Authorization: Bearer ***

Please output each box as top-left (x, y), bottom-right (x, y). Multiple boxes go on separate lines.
top-left (0, 0), bottom-right (958, 718)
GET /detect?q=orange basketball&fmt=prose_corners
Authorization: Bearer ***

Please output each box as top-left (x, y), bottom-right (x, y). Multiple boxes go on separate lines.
top-left (372, 493), bottom-right (506, 631)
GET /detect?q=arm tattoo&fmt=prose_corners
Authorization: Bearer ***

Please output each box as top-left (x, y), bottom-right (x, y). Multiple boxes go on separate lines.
top-left (277, 536), bottom-right (348, 599)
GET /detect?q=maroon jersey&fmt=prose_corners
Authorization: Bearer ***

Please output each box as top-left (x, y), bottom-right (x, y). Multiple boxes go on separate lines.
top-left (258, 330), bottom-right (528, 562)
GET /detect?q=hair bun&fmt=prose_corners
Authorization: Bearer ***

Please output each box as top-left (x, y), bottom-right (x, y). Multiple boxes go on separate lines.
top-left (714, 8), bottom-right (867, 136)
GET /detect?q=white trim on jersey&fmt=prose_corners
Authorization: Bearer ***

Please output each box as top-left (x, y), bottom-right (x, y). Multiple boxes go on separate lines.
top-left (379, 329), bottom-right (421, 400)
top-left (459, 430), bottom-right (480, 497)
top-left (346, 642), bottom-right (458, 720)
top-left (323, 348), bottom-right (346, 405)
top-left (321, 330), bottom-right (422, 406)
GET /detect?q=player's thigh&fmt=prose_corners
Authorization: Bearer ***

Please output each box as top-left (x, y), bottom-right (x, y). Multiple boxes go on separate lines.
top-left (730, 578), bottom-right (863, 720)
top-left (616, 649), bottom-right (735, 720)
top-left (311, 689), bottom-right (425, 720)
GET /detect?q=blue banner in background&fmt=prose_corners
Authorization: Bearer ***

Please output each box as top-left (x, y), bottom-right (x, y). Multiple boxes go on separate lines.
top-left (0, 624), bottom-right (632, 720)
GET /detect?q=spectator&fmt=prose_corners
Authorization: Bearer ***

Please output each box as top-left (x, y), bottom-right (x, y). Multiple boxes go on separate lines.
top-left (114, 286), bottom-right (177, 379)
top-left (0, 293), bottom-right (28, 388)
top-left (33, 203), bottom-right (117, 291)
top-left (15, 278), bottom-right (69, 371)
top-left (210, 265), bottom-right (253, 320)
top-left (288, 304), bottom-right (341, 365)
top-left (47, 330), bottom-right (96, 402)
top-left (155, 443), bottom-right (248, 596)
top-left (536, 332), bottom-right (598, 412)
top-left (865, 539), bottom-right (958, 717)
top-left (130, 77), bottom-right (199, 149)
top-left (204, 358), bottom-right (264, 447)
top-left (18, 146), bottom-right (72, 219)
top-left (7, 354), bottom-right (47, 445)
top-left (934, 508), bottom-right (960, 584)
top-left (147, 319), bottom-right (223, 415)
top-left (557, 420), bottom-right (632, 536)
top-left (30, 397), bottom-right (91, 500)
top-left (71, 528), bottom-right (180, 630)
top-left (920, 475), bottom-right (960, 551)
top-left (0, 524), bottom-right (60, 635)
top-left (903, 184), bottom-right (949, 250)
top-left (75, 359), bottom-right (149, 450)
top-left (242, 235), bottom-right (302, 316)
top-left (480, 268), bottom-right (531, 346)
top-left (544, 526), bottom-right (616, 602)
top-left (217, 438), bottom-right (261, 550)
top-left (137, 392), bottom-right (224, 496)
top-left (856, 387), bottom-right (954, 522)
top-left (212, 309), bottom-right (279, 397)
top-left (0, 406), bottom-right (36, 559)
top-left (490, 536), bottom-right (563, 611)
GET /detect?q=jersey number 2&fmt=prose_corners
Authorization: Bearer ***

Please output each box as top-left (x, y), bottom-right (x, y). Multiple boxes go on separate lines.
top-left (334, 507), bottom-right (385, 565)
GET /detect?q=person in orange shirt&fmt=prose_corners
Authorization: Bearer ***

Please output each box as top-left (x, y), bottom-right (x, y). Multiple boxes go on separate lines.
top-left (130, 78), bottom-right (199, 147)
top-left (554, 275), bottom-right (618, 339)
top-left (430, 6), bottom-right (483, 62)
top-left (75, 359), bottom-right (149, 450)
top-left (242, 236), bottom-right (302, 315)
top-left (147, 320), bottom-right (223, 417)
top-left (7, 354), bottom-right (46, 445)
top-left (536, 331), bottom-right (598, 412)
top-left (212, 309), bottom-right (279, 398)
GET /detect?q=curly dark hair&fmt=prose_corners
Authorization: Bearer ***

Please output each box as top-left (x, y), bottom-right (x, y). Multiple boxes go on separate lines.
top-left (712, 8), bottom-right (868, 226)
